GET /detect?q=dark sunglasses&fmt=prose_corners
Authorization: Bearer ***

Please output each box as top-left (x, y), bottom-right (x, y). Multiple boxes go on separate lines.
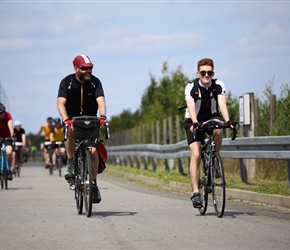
top-left (78, 66), bottom-right (93, 71)
top-left (200, 71), bottom-right (213, 77)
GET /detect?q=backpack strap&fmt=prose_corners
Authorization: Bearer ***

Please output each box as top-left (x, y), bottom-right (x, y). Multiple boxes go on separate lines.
top-left (68, 77), bottom-right (96, 90)
top-left (191, 78), bottom-right (218, 101)
top-left (68, 78), bottom-right (73, 90)
top-left (177, 78), bottom-right (217, 111)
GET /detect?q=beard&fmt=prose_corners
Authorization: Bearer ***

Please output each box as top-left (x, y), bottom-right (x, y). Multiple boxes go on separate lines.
top-left (77, 72), bottom-right (92, 82)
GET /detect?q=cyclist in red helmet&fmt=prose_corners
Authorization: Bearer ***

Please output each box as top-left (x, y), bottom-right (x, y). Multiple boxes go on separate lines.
top-left (0, 103), bottom-right (14, 180)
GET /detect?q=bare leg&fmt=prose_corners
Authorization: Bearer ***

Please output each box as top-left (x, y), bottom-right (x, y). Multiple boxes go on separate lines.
top-left (64, 127), bottom-right (75, 158)
top-left (214, 129), bottom-right (223, 152)
top-left (189, 141), bottom-right (202, 194)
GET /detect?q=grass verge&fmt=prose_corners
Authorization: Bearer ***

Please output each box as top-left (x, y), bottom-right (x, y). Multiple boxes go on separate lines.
top-left (106, 163), bottom-right (290, 197)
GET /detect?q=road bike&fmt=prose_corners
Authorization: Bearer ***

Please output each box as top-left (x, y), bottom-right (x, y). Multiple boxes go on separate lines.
top-left (65, 116), bottom-right (110, 217)
top-left (0, 137), bottom-right (12, 189)
top-left (13, 141), bottom-right (23, 177)
top-left (196, 118), bottom-right (237, 218)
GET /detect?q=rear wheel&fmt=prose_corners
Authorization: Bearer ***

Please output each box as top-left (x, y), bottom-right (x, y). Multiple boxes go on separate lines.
top-left (211, 152), bottom-right (226, 218)
top-left (83, 149), bottom-right (93, 217)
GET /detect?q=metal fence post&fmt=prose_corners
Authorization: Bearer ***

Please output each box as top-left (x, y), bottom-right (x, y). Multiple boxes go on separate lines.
top-left (178, 158), bottom-right (184, 175)
top-left (143, 156), bottom-right (148, 170)
top-left (152, 157), bottom-right (157, 172)
top-left (129, 156), bottom-right (134, 168)
top-left (287, 160), bottom-right (290, 188)
top-left (164, 159), bottom-right (169, 171)
top-left (239, 158), bottom-right (248, 183)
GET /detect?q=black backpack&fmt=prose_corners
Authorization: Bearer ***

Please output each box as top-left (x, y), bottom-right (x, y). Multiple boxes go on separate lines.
top-left (178, 78), bottom-right (218, 110)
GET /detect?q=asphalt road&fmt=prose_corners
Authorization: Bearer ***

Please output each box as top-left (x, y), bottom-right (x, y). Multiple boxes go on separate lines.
top-left (0, 163), bottom-right (289, 250)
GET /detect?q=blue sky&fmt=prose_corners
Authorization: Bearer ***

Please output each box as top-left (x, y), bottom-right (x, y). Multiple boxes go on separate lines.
top-left (0, 0), bottom-right (290, 134)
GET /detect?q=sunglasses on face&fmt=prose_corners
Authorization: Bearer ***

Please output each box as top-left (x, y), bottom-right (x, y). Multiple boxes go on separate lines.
top-left (78, 66), bottom-right (93, 71)
top-left (199, 71), bottom-right (213, 77)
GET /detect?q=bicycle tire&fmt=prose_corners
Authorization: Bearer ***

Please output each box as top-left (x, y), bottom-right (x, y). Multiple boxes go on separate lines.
top-left (49, 164), bottom-right (53, 175)
top-left (15, 151), bottom-right (21, 177)
top-left (211, 152), bottom-right (226, 218)
top-left (57, 153), bottom-right (62, 177)
top-left (16, 165), bottom-right (20, 177)
top-left (0, 170), bottom-right (4, 189)
top-left (74, 148), bottom-right (83, 215)
top-left (198, 162), bottom-right (208, 215)
top-left (83, 148), bottom-right (93, 217)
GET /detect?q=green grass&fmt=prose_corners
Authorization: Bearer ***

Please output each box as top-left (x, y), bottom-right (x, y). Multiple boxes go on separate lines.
top-left (106, 158), bottom-right (290, 197)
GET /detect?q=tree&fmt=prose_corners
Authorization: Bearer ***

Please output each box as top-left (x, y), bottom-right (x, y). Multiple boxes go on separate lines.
top-left (272, 81), bottom-right (290, 135)
top-left (258, 77), bottom-right (274, 136)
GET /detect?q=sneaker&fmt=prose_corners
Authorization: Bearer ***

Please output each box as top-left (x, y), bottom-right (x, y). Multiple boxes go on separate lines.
top-left (11, 167), bottom-right (16, 174)
top-left (191, 192), bottom-right (202, 208)
top-left (7, 170), bottom-right (13, 181)
top-left (64, 163), bottom-right (75, 180)
top-left (67, 180), bottom-right (75, 190)
top-left (92, 186), bottom-right (101, 203)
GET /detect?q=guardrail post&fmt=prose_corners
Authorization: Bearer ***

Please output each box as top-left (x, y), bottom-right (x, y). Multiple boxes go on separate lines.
top-left (152, 157), bottom-right (157, 172)
top-left (136, 156), bottom-right (140, 169)
top-left (178, 158), bottom-right (184, 175)
top-left (287, 160), bottom-right (290, 188)
top-left (143, 156), bottom-right (148, 170)
top-left (112, 156), bottom-right (117, 166)
top-left (123, 156), bottom-right (127, 166)
top-left (239, 158), bottom-right (248, 183)
top-left (129, 156), bottom-right (134, 167)
top-left (164, 159), bottom-right (169, 171)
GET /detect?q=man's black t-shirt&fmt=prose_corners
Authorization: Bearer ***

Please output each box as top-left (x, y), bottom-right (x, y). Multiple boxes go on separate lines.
top-left (14, 128), bottom-right (25, 142)
top-left (57, 74), bottom-right (105, 118)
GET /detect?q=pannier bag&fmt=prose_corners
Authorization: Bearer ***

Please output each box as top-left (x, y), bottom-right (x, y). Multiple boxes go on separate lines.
top-left (97, 139), bottom-right (107, 173)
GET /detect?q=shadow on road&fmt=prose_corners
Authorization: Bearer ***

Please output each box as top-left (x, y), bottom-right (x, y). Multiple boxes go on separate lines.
top-left (92, 211), bottom-right (138, 217)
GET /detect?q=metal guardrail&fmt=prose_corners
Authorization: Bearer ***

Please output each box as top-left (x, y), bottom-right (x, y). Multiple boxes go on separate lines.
top-left (107, 136), bottom-right (290, 187)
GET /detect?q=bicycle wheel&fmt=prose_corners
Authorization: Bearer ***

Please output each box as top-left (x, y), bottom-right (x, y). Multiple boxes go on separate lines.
top-left (74, 149), bottom-right (83, 215)
top-left (211, 152), bottom-right (226, 218)
top-left (16, 151), bottom-right (21, 177)
top-left (2, 166), bottom-right (8, 190)
top-left (198, 162), bottom-right (208, 215)
top-left (57, 154), bottom-right (62, 177)
top-left (83, 148), bottom-right (93, 217)
top-left (49, 163), bottom-right (53, 175)
top-left (0, 168), bottom-right (4, 189)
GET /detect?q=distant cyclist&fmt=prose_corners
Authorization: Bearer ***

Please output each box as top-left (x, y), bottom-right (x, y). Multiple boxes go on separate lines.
top-left (50, 117), bottom-right (66, 168)
top-left (57, 54), bottom-right (107, 203)
top-left (38, 117), bottom-right (53, 169)
top-left (11, 120), bottom-right (27, 173)
top-left (0, 103), bottom-right (14, 180)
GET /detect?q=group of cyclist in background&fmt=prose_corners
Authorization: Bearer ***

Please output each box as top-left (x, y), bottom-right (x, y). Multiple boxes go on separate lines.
top-left (38, 116), bottom-right (66, 171)
top-left (0, 103), bottom-right (28, 181)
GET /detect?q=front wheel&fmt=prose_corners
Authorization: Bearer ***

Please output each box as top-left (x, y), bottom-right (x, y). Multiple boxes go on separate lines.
top-left (198, 163), bottom-right (208, 215)
top-left (83, 149), bottom-right (93, 217)
top-left (211, 152), bottom-right (226, 218)
top-left (74, 148), bottom-right (83, 215)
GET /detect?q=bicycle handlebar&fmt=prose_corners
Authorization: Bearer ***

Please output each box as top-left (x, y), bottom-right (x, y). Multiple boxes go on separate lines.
top-left (64, 117), bottom-right (110, 141)
top-left (193, 118), bottom-right (237, 141)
